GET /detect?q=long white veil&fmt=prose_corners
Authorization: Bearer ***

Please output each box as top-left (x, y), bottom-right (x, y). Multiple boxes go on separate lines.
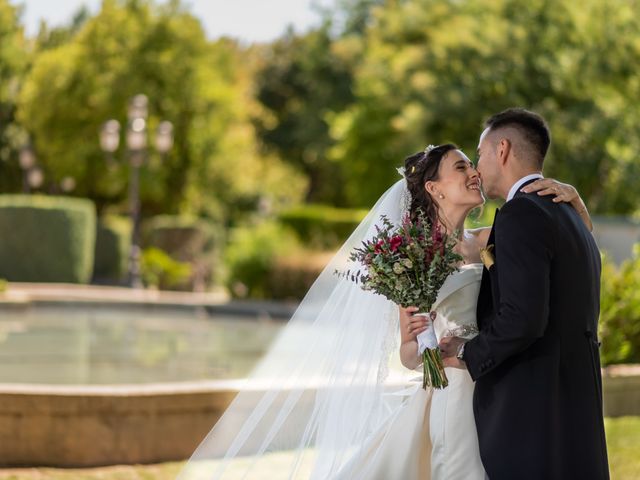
top-left (178, 179), bottom-right (418, 479)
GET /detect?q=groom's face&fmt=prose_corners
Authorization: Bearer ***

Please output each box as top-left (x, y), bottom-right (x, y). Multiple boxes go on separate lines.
top-left (476, 127), bottom-right (500, 199)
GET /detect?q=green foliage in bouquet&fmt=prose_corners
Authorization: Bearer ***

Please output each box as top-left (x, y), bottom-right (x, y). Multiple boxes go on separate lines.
top-left (340, 211), bottom-right (463, 312)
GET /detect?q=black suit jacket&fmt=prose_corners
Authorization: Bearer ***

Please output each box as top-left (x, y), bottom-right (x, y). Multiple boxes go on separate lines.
top-left (464, 182), bottom-right (609, 479)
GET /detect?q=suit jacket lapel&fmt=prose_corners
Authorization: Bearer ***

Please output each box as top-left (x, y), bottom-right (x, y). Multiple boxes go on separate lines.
top-left (476, 177), bottom-right (539, 329)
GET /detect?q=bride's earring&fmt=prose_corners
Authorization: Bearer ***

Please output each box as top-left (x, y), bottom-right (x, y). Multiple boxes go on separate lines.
top-left (439, 194), bottom-right (445, 199)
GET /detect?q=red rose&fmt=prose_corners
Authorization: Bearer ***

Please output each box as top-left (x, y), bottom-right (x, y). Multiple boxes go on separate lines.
top-left (390, 235), bottom-right (403, 252)
top-left (374, 240), bottom-right (385, 254)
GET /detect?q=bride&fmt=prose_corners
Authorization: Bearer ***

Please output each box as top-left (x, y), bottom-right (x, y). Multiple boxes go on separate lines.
top-left (177, 144), bottom-right (592, 480)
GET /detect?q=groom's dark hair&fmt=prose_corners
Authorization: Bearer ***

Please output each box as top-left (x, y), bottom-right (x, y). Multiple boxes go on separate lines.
top-left (485, 108), bottom-right (550, 168)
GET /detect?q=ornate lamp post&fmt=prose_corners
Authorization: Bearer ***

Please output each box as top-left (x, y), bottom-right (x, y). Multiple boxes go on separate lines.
top-left (99, 94), bottom-right (173, 288)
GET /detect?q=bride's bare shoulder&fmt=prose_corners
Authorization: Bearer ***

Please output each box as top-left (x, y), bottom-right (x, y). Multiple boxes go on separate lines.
top-left (466, 227), bottom-right (491, 247)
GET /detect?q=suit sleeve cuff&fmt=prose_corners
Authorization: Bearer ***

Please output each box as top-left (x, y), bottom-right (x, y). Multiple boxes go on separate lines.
top-left (463, 335), bottom-right (496, 381)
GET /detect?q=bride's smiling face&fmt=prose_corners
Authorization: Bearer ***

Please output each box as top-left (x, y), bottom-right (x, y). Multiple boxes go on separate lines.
top-left (425, 149), bottom-right (484, 209)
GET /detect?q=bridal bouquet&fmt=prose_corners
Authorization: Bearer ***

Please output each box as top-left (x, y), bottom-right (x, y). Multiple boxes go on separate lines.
top-left (336, 209), bottom-right (462, 389)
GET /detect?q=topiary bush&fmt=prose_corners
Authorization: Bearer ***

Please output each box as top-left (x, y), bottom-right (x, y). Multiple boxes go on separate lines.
top-left (278, 204), bottom-right (368, 249)
top-left (0, 195), bottom-right (96, 283)
top-left (599, 246), bottom-right (640, 365)
top-left (93, 215), bottom-right (131, 285)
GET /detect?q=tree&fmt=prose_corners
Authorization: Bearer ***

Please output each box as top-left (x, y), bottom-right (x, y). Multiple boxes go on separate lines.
top-left (253, 25), bottom-right (355, 204)
top-left (326, 0), bottom-right (386, 36)
top-left (0, 0), bottom-right (29, 193)
top-left (35, 5), bottom-right (91, 51)
top-left (329, 0), bottom-right (640, 212)
top-left (17, 0), bottom-right (305, 222)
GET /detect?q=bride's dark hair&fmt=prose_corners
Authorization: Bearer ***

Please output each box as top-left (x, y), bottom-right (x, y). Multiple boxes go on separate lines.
top-left (403, 143), bottom-right (458, 225)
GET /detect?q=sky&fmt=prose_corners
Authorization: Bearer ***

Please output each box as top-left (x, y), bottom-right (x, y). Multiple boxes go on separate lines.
top-left (13, 0), bottom-right (335, 43)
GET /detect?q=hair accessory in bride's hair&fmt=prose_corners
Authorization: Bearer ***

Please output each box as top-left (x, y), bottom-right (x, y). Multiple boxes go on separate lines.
top-left (424, 144), bottom-right (437, 154)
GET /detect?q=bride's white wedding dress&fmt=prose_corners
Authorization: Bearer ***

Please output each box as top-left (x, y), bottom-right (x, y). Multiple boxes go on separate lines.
top-left (335, 262), bottom-right (487, 480)
top-left (177, 181), bottom-right (488, 480)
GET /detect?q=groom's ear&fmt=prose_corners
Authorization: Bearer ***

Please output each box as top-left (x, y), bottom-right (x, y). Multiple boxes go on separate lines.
top-left (497, 138), bottom-right (512, 166)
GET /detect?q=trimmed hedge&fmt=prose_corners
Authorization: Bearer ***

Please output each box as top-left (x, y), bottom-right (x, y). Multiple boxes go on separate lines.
top-left (0, 195), bottom-right (96, 283)
top-left (268, 251), bottom-right (334, 300)
top-left (93, 215), bottom-right (131, 284)
top-left (143, 215), bottom-right (220, 290)
top-left (278, 204), bottom-right (368, 249)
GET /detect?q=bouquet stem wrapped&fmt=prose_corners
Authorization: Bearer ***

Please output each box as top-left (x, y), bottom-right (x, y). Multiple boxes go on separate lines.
top-left (422, 345), bottom-right (448, 389)
top-left (336, 209), bottom-right (462, 389)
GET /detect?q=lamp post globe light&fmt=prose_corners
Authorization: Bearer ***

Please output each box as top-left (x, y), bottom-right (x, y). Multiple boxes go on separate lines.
top-left (18, 146), bottom-right (37, 193)
top-left (155, 121), bottom-right (174, 154)
top-left (99, 120), bottom-right (121, 154)
top-left (99, 94), bottom-right (173, 288)
top-left (60, 176), bottom-right (76, 193)
top-left (26, 168), bottom-right (44, 190)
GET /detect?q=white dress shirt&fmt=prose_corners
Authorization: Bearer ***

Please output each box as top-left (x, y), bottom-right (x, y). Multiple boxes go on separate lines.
top-left (506, 173), bottom-right (544, 202)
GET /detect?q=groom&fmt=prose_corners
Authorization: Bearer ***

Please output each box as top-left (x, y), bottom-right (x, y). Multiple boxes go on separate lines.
top-left (440, 108), bottom-right (609, 479)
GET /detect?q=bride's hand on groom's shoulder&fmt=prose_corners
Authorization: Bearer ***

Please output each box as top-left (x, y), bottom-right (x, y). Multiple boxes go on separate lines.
top-left (520, 177), bottom-right (593, 231)
top-left (520, 178), bottom-right (578, 203)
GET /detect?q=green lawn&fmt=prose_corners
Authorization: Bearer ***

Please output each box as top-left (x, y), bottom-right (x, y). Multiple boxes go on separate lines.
top-left (1, 417), bottom-right (638, 479)
top-left (605, 416), bottom-right (640, 479)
